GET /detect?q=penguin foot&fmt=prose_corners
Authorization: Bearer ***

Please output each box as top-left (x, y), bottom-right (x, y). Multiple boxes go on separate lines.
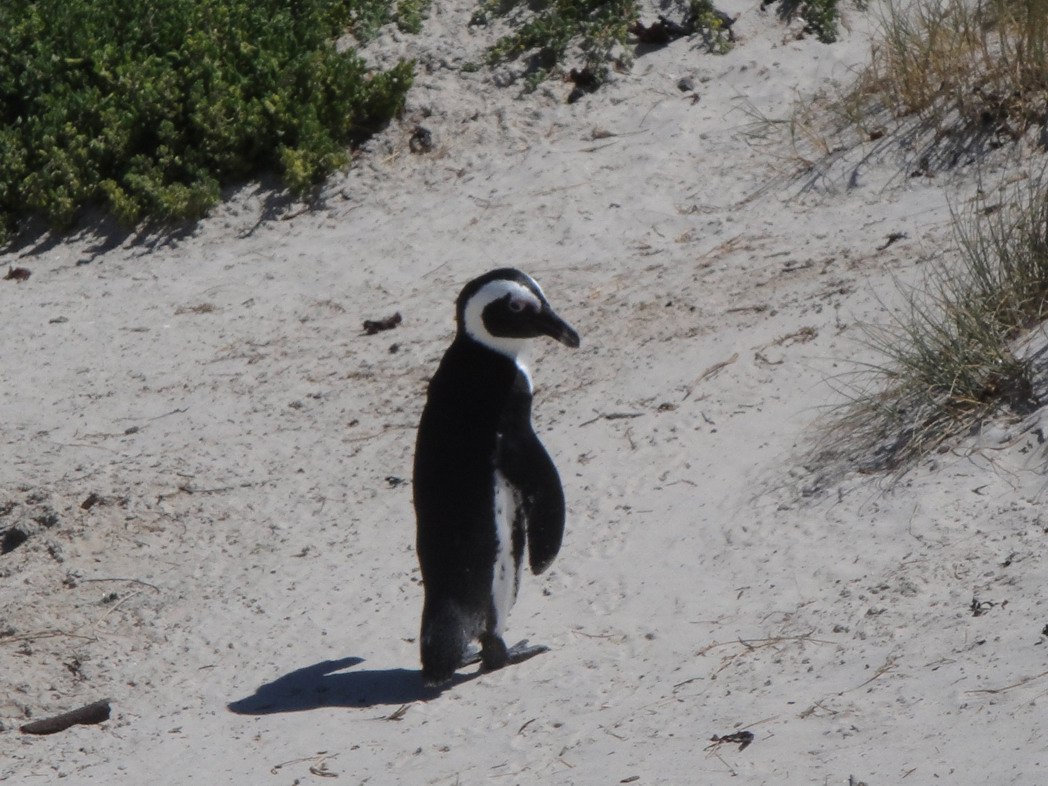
top-left (506, 640), bottom-right (550, 665)
top-left (480, 634), bottom-right (548, 672)
top-left (459, 646), bottom-right (482, 668)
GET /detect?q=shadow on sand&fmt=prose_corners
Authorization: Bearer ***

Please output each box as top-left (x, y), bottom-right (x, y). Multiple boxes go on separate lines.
top-left (227, 656), bottom-right (479, 714)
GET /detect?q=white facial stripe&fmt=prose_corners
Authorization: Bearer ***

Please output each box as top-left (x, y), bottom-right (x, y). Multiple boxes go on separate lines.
top-left (525, 273), bottom-right (546, 301)
top-left (462, 279), bottom-right (542, 360)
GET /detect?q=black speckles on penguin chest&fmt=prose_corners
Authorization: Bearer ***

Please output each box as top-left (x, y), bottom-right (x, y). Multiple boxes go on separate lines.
top-left (489, 467), bottom-right (526, 635)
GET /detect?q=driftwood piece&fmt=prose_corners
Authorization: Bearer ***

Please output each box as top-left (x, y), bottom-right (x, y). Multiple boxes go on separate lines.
top-left (362, 312), bottom-right (402, 335)
top-left (20, 699), bottom-right (111, 735)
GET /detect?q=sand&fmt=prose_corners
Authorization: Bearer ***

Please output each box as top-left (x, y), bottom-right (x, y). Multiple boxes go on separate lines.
top-left (3, 1), bottom-right (1048, 783)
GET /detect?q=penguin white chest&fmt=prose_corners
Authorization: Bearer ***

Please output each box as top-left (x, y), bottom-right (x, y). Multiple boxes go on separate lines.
top-left (491, 470), bottom-right (522, 636)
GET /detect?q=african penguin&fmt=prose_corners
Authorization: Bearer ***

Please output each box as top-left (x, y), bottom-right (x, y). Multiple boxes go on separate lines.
top-left (413, 268), bottom-right (580, 687)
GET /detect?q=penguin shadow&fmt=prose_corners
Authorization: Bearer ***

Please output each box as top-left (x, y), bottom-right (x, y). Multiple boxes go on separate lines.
top-left (227, 656), bottom-right (479, 715)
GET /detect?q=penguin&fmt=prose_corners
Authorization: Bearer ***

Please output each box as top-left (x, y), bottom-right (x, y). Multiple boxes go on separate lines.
top-left (413, 268), bottom-right (580, 687)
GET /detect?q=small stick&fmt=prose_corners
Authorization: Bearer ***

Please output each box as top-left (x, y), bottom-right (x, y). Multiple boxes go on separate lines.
top-left (155, 482), bottom-right (251, 502)
top-left (21, 699), bottom-right (111, 735)
top-left (967, 669), bottom-right (1048, 695)
top-left (80, 577), bottom-right (161, 593)
top-left (384, 704), bottom-right (410, 721)
top-left (147, 407), bottom-right (189, 421)
top-left (579, 412), bottom-right (644, 427)
top-left (0, 629), bottom-right (97, 645)
top-left (682, 353), bottom-right (739, 400)
top-left (846, 657), bottom-right (897, 692)
top-left (92, 589), bottom-right (144, 629)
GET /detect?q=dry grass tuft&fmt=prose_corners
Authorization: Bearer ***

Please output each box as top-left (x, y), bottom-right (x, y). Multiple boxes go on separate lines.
top-left (820, 173), bottom-right (1048, 472)
top-left (766, 0), bottom-right (1048, 186)
top-left (852, 0), bottom-right (1048, 169)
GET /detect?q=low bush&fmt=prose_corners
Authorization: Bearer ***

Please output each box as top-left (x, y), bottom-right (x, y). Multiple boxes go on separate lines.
top-left (481, 0), bottom-right (640, 87)
top-left (0, 0), bottom-right (414, 245)
top-left (477, 0), bottom-right (735, 91)
top-left (763, 0), bottom-right (840, 44)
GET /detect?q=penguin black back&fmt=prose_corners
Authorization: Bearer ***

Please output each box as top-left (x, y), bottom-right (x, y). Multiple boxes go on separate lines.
top-left (413, 268), bottom-right (579, 687)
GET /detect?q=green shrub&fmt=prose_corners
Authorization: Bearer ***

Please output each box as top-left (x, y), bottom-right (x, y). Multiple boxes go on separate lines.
top-left (764, 0), bottom-right (840, 44)
top-left (804, 0), bottom-right (840, 43)
top-left (688, 0), bottom-right (735, 54)
top-left (0, 0), bottom-right (414, 245)
top-left (482, 0), bottom-right (640, 87)
top-left (395, 0), bottom-right (432, 34)
top-left (350, 0), bottom-right (432, 38)
top-left (479, 0), bottom-right (736, 91)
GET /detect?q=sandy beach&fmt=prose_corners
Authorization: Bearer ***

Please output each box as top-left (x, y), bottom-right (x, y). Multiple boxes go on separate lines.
top-left (4, 1), bottom-right (1048, 783)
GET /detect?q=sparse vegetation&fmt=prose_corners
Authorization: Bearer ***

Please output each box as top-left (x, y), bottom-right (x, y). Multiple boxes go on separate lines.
top-left (478, 0), bottom-right (735, 91)
top-left (352, 0), bottom-right (433, 37)
top-left (824, 175), bottom-right (1048, 472)
top-left (763, 0), bottom-right (841, 44)
top-left (800, 0), bottom-right (1048, 472)
top-left (687, 0), bottom-right (736, 54)
top-left (0, 0), bottom-right (414, 246)
top-left (395, 0), bottom-right (433, 34)
top-left (481, 0), bottom-right (640, 87)
top-left (847, 0), bottom-right (1048, 170)
top-left (758, 0), bottom-right (1048, 201)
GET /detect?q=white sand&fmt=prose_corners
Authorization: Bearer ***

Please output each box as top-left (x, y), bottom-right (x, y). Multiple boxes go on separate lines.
top-left (4, 2), bottom-right (1048, 783)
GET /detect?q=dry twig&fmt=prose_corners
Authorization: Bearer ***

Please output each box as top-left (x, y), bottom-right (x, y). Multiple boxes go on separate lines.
top-left (967, 669), bottom-right (1048, 695)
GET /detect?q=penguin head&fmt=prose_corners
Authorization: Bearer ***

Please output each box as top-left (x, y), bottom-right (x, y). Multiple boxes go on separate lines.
top-left (456, 268), bottom-right (580, 359)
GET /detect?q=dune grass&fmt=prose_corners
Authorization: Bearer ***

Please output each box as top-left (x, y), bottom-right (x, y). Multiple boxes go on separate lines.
top-left (803, 0), bottom-right (1048, 473)
top-left (758, 0), bottom-right (1048, 192)
top-left (824, 174), bottom-right (1048, 472)
top-left (0, 0), bottom-right (414, 247)
top-left (864, 0), bottom-right (1048, 123)
top-left (844, 0), bottom-right (1048, 170)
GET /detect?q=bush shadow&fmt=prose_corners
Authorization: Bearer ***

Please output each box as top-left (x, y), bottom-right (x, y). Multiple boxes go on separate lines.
top-left (3, 173), bottom-right (314, 262)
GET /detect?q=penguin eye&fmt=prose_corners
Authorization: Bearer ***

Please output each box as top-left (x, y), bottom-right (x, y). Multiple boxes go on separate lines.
top-left (508, 299), bottom-right (526, 313)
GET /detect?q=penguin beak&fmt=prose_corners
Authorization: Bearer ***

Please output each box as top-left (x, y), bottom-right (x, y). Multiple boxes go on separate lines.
top-left (534, 304), bottom-right (580, 348)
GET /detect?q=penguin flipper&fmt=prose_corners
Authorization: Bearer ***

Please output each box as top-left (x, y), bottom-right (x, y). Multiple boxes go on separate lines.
top-left (500, 432), bottom-right (566, 575)
top-left (524, 477), bottom-right (565, 575)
